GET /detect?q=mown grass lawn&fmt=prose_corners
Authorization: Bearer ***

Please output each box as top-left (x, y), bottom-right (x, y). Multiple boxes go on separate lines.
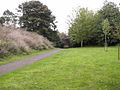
top-left (0, 49), bottom-right (54, 65)
top-left (0, 47), bottom-right (120, 90)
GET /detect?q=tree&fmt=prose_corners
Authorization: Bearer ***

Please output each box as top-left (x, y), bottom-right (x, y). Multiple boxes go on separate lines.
top-left (99, 1), bottom-right (120, 60)
top-left (98, 1), bottom-right (120, 45)
top-left (86, 13), bottom-right (104, 46)
top-left (1, 9), bottom-right (17, 27)
top-left (0, 17), bottom-right (5, 26)
top-left (18, 1), bottom-right (55, 35)
top-left (68, 8), bottom-right (95, 47)
top-left (102, 18), bottom-right (110, 51)
top-left (3, 9), bottom-right (12, 25)
top-left (68, 1), bottom-right (120, 48)
top-left (114, 19), bottom-right (120, 60)
top-left (116, 25), bottom-right (120, 60)
top-left (58, 32), bottom-right (70, 48)
top-left (18, 1), bottom-right (60, 47)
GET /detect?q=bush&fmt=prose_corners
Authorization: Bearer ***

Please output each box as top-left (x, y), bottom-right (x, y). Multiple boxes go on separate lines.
top-left (0, 26), bottom-right (53, 58)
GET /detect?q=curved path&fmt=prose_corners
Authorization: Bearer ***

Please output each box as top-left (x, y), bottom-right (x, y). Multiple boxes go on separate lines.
top-left (0, 49), bottom-right (62, 76)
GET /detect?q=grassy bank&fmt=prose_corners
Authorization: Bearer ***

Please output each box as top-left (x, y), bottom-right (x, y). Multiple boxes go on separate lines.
top-left (0, 49), bottom-right (54, 65)
top-left (0, 47), bottom-right (120, 90)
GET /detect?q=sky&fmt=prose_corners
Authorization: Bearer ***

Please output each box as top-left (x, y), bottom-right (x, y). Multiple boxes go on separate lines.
top-left (0, 0), bottom-right (120, 33)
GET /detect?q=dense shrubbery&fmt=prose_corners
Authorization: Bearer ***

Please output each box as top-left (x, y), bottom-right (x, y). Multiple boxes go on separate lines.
top-left (0, 26), bottom-right (53, 58)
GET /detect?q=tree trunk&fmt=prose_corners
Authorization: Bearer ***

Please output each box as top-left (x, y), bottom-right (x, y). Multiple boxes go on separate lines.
top-left (118, 43), bottom-right (120, 61)
top-left (104, 34), bottom-right (107, 52)
top-left (81, 40), bottom-right (83, 47)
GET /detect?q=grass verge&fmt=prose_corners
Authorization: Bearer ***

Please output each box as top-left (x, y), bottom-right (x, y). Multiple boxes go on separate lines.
top-left (0, 47), bottom-right (120, 90)
top-left (0, 49), bottom-right (54, 65)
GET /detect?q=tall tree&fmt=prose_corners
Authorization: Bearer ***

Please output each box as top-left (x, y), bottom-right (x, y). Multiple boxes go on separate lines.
top-left (68, 1), bottom-right (120, 48)
top-left (102, 18), bottom-right (110, 51)
top-left (18, 0), bottom-right (60, 47)
top-left (18, 1), bottom-right (55, 34)
top-left (69, 8), bottom-right (95, 47)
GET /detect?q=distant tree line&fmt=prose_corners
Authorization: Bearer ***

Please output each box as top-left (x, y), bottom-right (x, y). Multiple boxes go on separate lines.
top-left (68, 1), bottom-right (120, 47)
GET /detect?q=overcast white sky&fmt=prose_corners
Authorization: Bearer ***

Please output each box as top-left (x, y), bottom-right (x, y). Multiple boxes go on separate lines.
top-left (0, 0), bottom-right (120, 33)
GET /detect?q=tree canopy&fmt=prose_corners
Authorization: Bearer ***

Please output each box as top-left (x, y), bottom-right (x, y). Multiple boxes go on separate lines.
top-left (68, 1), bottom-right (120, 47)
top-left (18, 1), bottom-right (55, 33)
top-left (17, 0), bottom-right (60, 47)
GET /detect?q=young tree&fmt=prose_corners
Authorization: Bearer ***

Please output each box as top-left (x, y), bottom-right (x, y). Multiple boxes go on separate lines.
top-left (102, 18), bottom-right (110, 51)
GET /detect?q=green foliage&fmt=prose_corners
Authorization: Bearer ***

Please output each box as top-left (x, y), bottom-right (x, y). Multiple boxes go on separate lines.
top-left (18, 1), bottom-right (60, 47)
top-left (98, 1), bottom-right (120, 44)
top-left (68, 1), bottom-right (120, 47)
top-left (18, 1), bottom-right (55, 32)
top-left (102, 18), bottom-right (110, 51)
top-left (69, 8), bottom-right (96, 47)
top-left (102, 18), bottom-right (110, 35)
top-left (1, 9), bottom-right (17, 27)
